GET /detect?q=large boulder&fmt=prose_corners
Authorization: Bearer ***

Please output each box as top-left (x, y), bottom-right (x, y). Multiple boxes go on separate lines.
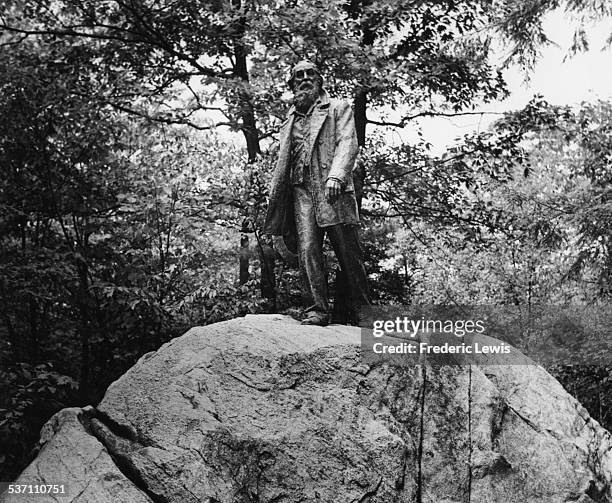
top-left (3, 314), bottom-right (611, 502)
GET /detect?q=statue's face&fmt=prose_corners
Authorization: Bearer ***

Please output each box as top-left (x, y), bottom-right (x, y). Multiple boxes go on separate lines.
top-left (291, 61), bottom-right (320, 95)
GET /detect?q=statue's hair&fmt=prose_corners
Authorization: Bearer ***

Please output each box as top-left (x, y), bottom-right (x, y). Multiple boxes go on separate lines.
top-left (287, 61), bottom-right (324, 91)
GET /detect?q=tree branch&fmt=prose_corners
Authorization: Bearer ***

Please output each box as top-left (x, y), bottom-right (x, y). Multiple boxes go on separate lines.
top-left (363, 149), bottom-right (477, 186)
top-left (0, 32), bottom-right (29, 46)
top-left (109, 103), bottom-right (235, 130)
top-left (0, 22), bottom-right (227, 80)
top-left (111, 0), bottom-right (224, 79)
top-left (367, 110), bottom-right (504, 128)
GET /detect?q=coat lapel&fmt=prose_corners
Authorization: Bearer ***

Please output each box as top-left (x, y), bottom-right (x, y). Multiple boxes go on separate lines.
top-left (307, 93), bottom-right (330, 155)
top-left (308, 107), bottom-right (328, 155)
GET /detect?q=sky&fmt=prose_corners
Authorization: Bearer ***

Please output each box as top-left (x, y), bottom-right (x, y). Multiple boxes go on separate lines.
top-left (399, 11), bottom-right (612, 153)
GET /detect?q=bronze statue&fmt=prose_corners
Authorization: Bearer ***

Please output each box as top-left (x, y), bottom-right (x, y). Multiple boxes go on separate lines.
top-left (264, 60), bottom-right (370, 325)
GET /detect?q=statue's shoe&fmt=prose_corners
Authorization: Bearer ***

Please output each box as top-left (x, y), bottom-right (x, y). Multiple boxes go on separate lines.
top-left (301, 311), bottom-right (329, 326)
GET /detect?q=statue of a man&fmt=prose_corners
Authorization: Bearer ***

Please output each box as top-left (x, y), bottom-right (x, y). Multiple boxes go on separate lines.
top-left (264, 60), bottom-right (370, 325)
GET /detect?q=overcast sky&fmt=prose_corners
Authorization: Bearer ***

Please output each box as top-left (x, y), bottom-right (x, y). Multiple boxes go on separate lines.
top-left (401, 11), bottom-right (612, 153)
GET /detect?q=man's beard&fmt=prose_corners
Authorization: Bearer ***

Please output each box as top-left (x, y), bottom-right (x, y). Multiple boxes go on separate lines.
top-left (293, 83), bottom-right (320, 112)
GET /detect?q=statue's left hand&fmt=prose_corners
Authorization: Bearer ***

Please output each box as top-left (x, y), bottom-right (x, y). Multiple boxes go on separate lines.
top-left (325, 178), bottom-right (342, 202)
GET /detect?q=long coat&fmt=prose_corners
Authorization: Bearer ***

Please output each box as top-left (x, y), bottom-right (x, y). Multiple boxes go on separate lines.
top-left (263, 92), bottom-right (360, 238)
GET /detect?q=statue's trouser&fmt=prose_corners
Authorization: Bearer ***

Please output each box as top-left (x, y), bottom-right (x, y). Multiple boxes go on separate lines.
top-left (293, 184), bottom-right (370, 315)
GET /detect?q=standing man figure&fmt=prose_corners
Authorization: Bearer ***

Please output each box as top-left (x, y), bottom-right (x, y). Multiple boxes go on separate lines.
top-left (264, 60), bottom-right (370, 326)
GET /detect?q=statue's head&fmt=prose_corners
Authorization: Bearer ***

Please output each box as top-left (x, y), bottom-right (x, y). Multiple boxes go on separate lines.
top-left (287, 60), bottom-right (323, 94)
top-left (288, 60), bottom-right (323, 111)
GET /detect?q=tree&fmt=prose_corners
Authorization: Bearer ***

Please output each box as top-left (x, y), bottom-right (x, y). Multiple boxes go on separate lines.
top-left (364, 96), bottom-right (611, 303)
top-left (0, 32), bottom-right (270, 476)
top-left (1, 0), bottom-right (267, 160)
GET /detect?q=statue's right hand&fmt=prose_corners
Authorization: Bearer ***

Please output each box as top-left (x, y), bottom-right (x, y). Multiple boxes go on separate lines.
top-left (325, 178), bottom-right (342, 202)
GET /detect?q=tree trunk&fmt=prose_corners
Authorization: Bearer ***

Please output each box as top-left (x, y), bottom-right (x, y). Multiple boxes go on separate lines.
top-left (231, 0), bottom-right (261, 163)
top-left (234, 50), bottom-right (261, 162)
top-left (257, 233), bottom-right (276, 311)
top-left (230, 0), bottom-right (266, 300)
top-left (239, 234), bottom-right (250, 284)
top-left (76, 258), bottom-right (91, 400)
top-left (332, 267), bottom-right (353, 325)
top-left (28, 295), bottom-right (39, 361)
top-left (0, 279), bottom-right (19, 359)
top-left (353, 87), bottom-right (368, 148)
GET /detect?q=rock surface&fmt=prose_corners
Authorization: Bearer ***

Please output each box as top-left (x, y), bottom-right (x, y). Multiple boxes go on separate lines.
top-left (3, 314), bottom-right (612, 503)
top-left (2, 407), bottom-right (152, 503)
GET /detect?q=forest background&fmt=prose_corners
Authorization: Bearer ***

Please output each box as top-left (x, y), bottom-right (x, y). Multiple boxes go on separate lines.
top-left (0, 0), bottom-right (611, 481)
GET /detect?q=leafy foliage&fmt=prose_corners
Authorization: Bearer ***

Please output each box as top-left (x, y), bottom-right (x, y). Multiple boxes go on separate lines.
top-left (0, 363), bottom-right (78, 481)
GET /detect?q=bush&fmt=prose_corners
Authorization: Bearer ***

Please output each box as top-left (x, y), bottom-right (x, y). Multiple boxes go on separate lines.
top-left (0, 363), bottom-right (79, 481)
